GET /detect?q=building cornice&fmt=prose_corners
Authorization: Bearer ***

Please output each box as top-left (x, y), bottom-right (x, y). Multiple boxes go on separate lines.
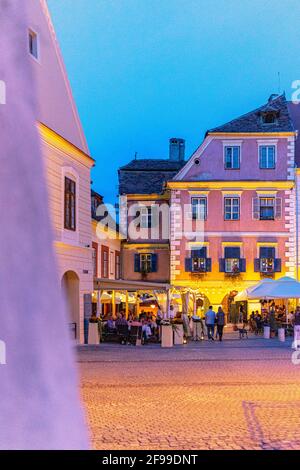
top-left (123, 243), bottom-right (169, 250)
top-left (167, 181), bottom-right (294, 190)
top-left (38, 123), bottom-right (95, 167)
top-left (123, 193), bottom-right (170, 201)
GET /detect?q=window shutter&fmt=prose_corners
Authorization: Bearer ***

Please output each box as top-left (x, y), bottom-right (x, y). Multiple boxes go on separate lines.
top-left (224, 247), bottom-right (240, 259)
top-left (134, 254), bottom-right (140, 272)
top-left (274, 258), bottom-right (282, 273)
top-left (252, 197), bottom-right (260, 220)
top-left (219, 258), bottom-right (225, 272)
top-left (151, 254), bottom-right (158, 272)
top-left (254, 259), bottom-right (261, 272)
top-left (239, 258), bottom-right (246, 272)
top-left (275, 198), bottom-right (282, 220)
top-left (260, 247), bottom-right (275, 259)
top-left (185, 258), bottom-right (192, 272)
top-left (206, 258), bottom-right (212, 272)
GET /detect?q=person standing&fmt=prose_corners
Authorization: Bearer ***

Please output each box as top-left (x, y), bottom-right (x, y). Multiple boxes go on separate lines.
top-left (216, 307), bottom-right (225, 342)
top-left (205, 306), bottom-right (216, 341)
top-left (239, 304), bottom-right (244, 324)
top-left (294, 307), bottom-right (300, 349)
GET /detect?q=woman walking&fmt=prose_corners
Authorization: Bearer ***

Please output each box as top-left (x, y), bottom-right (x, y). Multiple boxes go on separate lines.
top-left (216, 307), bottom-right (226, 342)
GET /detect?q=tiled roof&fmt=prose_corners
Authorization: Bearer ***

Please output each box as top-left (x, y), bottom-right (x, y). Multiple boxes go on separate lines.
top-left (288, 101), bottom-right (300, 166)
top-left (119, 159), bottom-right (185, 171)
top-left (119, 159), bottom-right (185, 195)
top-left (208, 95), bottom-right (294, 134)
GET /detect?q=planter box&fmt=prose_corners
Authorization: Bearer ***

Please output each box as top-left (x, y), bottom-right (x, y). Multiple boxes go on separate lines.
top-left (88, 322), bottom-right (100, 345)
top-left (161, 325), bottom-right (173, 348)
top-left (264, 326), bottom-right (270, 339)
top-left (173, 324), bottom-right (184, 345)
top-left (278, 328), bottom-right (285, 342)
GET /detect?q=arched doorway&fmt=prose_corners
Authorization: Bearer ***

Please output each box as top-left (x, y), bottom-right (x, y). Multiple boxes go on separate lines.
top-left (221, 290), bottom-right (241, 324)
top-left (61, 271), bottom-right (80, 340)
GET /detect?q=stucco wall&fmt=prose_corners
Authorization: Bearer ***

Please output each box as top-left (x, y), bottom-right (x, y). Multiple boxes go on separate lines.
top-left (40, 128), bottom-right (94, 343)
top-left (122, 247), bottom-right (170, 283)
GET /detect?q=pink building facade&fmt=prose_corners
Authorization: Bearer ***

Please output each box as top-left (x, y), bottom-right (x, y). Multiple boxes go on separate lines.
top-left (168, 95), bottom-right (297, 315)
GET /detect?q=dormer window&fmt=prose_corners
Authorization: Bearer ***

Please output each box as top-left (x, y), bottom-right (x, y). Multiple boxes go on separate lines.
top-left (261, 111), bottom-right (278, 125)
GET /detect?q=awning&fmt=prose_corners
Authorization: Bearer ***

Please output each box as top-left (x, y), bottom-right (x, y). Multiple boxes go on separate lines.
top-left (94, 278), bottom-right (171, 292)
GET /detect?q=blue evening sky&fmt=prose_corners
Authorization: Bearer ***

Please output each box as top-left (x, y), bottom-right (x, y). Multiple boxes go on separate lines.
top-left (48, 0), bottom-right (300, 204)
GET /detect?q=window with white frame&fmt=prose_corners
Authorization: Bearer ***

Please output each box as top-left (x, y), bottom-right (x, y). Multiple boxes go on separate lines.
top-left (224, 197), bottom-right (240, 220)
top-left (191, 247), bottom-right (208, 272)
top-left (259, 197), bottom-right (275, 220)
top-left (29, 30), bottom-right (38, 59)
top-left (225, 258), bottom-right (239, 273)
top-left (259, 145), bottom-right (276, 169)
top-left (140, 206), bottom-right (152, 229)
top-left (92, 245), bottom-right (98, 277)
top-left (110, 251), bottom-right (114, 275)
top-left (224, 247), bottom-right (241, 273)
top-left (192, 197), bottom-right (207, 220)
top-left (259, 247), bottom-right (275, 273)
top-left (224, 146), bottom-right (240, 169)
top-left (64, 177), bottom-right (76, 231)
top-left (140, 254), bottom-right (152, 273)
top-left (115, 252), bottom-right (121, 280)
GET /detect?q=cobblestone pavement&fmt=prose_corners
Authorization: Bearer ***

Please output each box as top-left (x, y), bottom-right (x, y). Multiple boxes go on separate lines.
top-left (77, 334), bottom-right (300, 450)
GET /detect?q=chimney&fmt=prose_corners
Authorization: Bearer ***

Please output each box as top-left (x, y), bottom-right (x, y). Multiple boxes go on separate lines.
top-left (169, 138), bottom-right (185, 161)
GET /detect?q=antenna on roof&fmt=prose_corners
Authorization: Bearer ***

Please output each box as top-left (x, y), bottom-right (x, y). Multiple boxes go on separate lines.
top-left (134, 152), bottom-right (138, 160)
top-left (278, 71), bottom-right (281, 94)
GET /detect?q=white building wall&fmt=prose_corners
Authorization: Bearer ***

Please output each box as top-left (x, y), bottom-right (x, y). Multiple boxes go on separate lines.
top-left (40, 125), bottom-right (94, 343)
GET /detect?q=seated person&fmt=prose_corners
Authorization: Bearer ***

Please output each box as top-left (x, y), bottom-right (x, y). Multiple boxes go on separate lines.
top-left (141, 319), bottom-right (152, 343)
top-left (115, 312), bottom-right (128, 327)
top-left (105, 315), bottom-right (115, 332)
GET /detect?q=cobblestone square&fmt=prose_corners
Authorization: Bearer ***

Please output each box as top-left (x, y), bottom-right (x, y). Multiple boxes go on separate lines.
top-left (77, 335), bottom-right (300, 450)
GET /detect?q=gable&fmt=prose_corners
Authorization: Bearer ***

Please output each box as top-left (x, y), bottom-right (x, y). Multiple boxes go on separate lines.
top-left (27, 0), bottom-right (89, 154)
top-left (174, 95), bottom-right (295, 182)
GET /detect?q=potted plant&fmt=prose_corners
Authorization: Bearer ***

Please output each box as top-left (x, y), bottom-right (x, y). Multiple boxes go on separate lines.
top-left (160, 319), bottom-right (174, 347)
top-left (88, 315), bottom-right (100, 345)
top-left (172, 314), bottom-right (184, 345)
top-left (263, 317), bottom-right (271, 339)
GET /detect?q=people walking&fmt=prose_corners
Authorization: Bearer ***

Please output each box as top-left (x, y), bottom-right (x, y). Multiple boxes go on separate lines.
top-left (205, 306), bottom-right (216, 341)
top-left (294, 306), bottom-right (300, 349)
top-left (216, 307), bottom-right (225, 342)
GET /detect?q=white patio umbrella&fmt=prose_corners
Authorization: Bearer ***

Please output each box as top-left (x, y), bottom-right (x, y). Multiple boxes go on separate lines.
top-left (254, 276), bottom-right (300, 299)
top-left (235, 277), bottom-right (300, 324)
top-left (235, 279), bottom-right (275, 302)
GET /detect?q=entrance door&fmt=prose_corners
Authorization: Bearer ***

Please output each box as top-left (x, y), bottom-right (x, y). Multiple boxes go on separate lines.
top-left (61, 271), bottom-right (80, 340)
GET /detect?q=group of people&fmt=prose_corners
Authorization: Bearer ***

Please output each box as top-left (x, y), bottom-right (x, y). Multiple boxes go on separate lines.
top-left (203, 306), bottom-right (226, 342)
top-left (103, 310), bottom-right (160, 344)
top-left (248, 305), bottom-right (300, 335)
top-left (101, 302), bottom-right (300, 345)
